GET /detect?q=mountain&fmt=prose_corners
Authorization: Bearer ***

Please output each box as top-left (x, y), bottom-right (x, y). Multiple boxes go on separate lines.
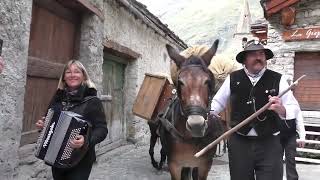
top-left (137, 0), bottom-right (264, 52)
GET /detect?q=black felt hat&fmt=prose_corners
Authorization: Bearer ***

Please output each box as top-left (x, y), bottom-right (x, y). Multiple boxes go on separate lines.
top-left (236, 40), bottom-right (274, 64)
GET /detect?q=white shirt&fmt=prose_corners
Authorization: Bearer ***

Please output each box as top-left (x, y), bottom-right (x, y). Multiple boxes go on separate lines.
top-left (296, 108), bottom-right (306, 140)
top-left (211, 68), bottom-right (301, 136)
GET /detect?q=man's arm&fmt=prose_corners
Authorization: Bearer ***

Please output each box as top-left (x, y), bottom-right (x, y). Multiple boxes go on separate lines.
top-left (279, 76), bottom-right (300, 119)
top-left (296, 109), bottom-right (306, 147)
top-left (269, 76), bottom-right (300, 119)
top-left (210, 75), bottom-right (231, 115)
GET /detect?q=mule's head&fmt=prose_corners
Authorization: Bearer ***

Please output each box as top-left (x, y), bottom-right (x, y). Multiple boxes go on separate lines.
top-left (166, 40), bottom-right (219, 137)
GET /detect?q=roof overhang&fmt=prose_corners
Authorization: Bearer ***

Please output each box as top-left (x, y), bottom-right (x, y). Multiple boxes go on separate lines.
top-left (261, 0), bottom-right (300, 17)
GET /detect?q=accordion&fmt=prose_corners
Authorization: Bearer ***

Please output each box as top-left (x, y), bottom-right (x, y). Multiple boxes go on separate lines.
top-left (35, 108), bottom-right (91, 168)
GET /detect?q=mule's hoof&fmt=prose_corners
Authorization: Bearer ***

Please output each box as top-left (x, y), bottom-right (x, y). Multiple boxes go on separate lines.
top-left (151, 161), bottom-right (159, 169)
top-left (157, 164), bottom-right (163, 170)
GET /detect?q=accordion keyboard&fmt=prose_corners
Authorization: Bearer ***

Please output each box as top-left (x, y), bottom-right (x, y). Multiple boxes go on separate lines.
top-left (35, 108), bottom-right (54, 156)
top-left (60, 128), bottom-right (82, 160)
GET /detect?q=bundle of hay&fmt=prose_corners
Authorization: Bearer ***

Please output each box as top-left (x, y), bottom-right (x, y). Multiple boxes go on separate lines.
top-left (170, 45), bottom-right (242, 93)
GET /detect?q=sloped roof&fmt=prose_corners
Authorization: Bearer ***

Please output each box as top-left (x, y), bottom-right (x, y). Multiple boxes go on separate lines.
top-left (116, 0), bottom-right (188, 49)
top-left (260, 0), bottom-right (300, 17)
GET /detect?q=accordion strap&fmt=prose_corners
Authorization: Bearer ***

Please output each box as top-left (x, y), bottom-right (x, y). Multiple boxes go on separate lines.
top-left (81, 96), bottom-right (97, 104)
top-left (68, 96), bottom-right (97, 109)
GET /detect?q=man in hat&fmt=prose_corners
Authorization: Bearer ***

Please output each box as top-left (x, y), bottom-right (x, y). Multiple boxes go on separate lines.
top-left (210, 40), bottom-right (301, 180)
top-left (279, 107), bottom-right (305, 180)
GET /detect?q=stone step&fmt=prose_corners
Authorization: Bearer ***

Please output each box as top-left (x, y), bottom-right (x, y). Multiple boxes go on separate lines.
top-left (297, 139), bottom-right (320, 145)
top-left (304, 123), bottom-right (320, 127)
top-left (305, 131), bottom-right (320, 136)
top-left (297, 148), bottom-right (320, 154)
top-left (295, 157), bottom-right (320, 164)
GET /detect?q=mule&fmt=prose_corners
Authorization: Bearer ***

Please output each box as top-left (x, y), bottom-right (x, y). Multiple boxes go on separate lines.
top-left (159, 40), bottom-right (225, 180)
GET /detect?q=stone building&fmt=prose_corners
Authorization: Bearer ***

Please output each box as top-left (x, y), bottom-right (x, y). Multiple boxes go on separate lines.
top-left (260, 0), bottom-right (320, 123)
top-left (259, 0), bottom-right (320, 163)
top-left (229, 0), bottom-right (320, 123)
top-left (226, 0), bottom-right (320, 162)
top-left (0, 0), bottom-right (187, 179)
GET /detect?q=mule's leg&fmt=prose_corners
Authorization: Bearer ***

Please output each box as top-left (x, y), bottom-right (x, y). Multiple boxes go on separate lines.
top-left (181, 167), bottom-right (192, 180)
top-left (158, 146), bottom-right (167, 170)
top-left (223, 139), bottom-right (227, 153)
top-left (169, 161), bottom-right (182, 180)
top-left (197, 160), bottom-right (212, 180)
top-left (148, 123), bottom-right (159, 169)
top-left (158, 124), bottom-right (168, 170)
top-left (192, 167), bottom-right (198, 180)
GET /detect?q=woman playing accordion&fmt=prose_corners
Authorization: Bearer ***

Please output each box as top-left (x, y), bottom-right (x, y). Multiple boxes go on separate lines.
top-left (35, 60), bottom-right (108, 180)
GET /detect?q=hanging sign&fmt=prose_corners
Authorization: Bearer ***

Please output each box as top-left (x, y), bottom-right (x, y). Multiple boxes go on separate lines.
top-left (283, 27), bottom-right (320, 41)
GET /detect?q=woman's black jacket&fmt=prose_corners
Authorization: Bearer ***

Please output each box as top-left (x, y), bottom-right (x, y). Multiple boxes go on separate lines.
top-left (48, 85), bottom-right (108, 164)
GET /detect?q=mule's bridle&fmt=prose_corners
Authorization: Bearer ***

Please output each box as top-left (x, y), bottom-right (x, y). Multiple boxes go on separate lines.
top-left (175, 64), bottom-right (215, 118)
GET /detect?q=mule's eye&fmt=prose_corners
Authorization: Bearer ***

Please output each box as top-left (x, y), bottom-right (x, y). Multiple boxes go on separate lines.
top-left (204, 80), bottom-right (210, 86)
top-left (178, 79), bottom-right (185, 86)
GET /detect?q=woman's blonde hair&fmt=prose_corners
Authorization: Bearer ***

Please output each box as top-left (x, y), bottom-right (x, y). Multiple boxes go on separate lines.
top-left (57, 60), bottom-right (96, 90)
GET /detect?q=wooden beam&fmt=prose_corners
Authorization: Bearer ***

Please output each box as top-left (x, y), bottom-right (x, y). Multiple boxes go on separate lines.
top-left (283, 27), bottom-right (320, 41)
top-left (34, 0), bottom-right (80, 24)
top-left (56, 0), bottom-right (104, 20)
top-left (267, 0), bottom-right (288, 10)
top-left (266, 0), bottom-right (300, 16)
top-left (103, 40), bottom-right (141, 61)
top-left (20, 130), bottom-right (39, 146)
top-left (76, 0), bottom-right (104, 20)
top-left (27, 56), bottom-right (65, 79)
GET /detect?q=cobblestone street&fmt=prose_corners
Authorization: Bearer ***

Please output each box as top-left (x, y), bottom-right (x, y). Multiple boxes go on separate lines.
top-left (89, 143), bottom-right (320, 180)
top-left (90, 143), bottom-right (229, 180)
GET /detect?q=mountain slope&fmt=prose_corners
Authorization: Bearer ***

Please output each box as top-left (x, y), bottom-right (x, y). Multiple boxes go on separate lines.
top-left (138, 0), bottom-right (264, 51)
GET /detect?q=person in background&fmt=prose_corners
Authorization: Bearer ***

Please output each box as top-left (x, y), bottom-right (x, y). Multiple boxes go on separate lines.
top-left (210, 40), bottom-right (301, 180)
top-left (280, 106), bottom-right (306, 180)
top-left (35, 60), bottom-right (108, 180)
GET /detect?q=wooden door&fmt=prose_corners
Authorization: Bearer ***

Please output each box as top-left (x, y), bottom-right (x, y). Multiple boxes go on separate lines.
top-left (102, 54), bottom-right (126, 144)
top-left (294, 52), bottom-right (320, 110)
top-left (21, 0), bottom-right (80, 145)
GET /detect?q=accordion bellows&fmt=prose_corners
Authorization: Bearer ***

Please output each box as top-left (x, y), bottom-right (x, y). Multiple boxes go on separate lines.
top-left (35, 109), bottom-right (91, 168)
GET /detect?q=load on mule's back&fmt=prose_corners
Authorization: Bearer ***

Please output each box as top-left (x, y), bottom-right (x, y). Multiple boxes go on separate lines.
top-left (132, 73), bottom-right (174, 170)
top-left (157, 40), bottom-right (225, 180)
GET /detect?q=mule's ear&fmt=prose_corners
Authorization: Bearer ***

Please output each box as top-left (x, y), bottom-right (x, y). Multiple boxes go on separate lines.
top-left (201, 39), bottom-right (219, 66)
top-left (166, 44), bottom-right (185, 68)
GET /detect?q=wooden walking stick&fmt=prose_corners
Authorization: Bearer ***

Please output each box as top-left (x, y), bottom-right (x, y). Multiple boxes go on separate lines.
top-left (195, 75), bottom-right (306, 158)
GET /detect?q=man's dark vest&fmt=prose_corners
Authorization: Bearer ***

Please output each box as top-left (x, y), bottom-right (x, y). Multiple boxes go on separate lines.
top-left (230, 69), bottom-right (281, 137)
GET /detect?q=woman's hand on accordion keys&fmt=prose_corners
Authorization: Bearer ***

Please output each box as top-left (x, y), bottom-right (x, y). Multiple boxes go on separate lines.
top-left (70, 135), bottom-right (85, 149)
top-left (35, 117), bottom-right (45, 130)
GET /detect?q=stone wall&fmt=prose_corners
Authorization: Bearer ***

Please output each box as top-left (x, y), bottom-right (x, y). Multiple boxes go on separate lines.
top-left (103, 0), bottom-right (179, 144)
top-left (0, 0), bottom-right (185, 179)
top-left (0, 0), bottom-right (32, 179)
top-left (79, 0), bottom-right (105, 93)
top-left (17, 1), bottom-right (108, 179)
top-left (266, 0), bottom-right (320, 118)
top-left (266, 0), bottom-right (320, 81)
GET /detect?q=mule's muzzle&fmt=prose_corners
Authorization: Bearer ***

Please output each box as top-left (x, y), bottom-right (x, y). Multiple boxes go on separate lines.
top-left (183, 105), bottom-right (209, 137)
top-left (186, 115), bottom-right (208, 137)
